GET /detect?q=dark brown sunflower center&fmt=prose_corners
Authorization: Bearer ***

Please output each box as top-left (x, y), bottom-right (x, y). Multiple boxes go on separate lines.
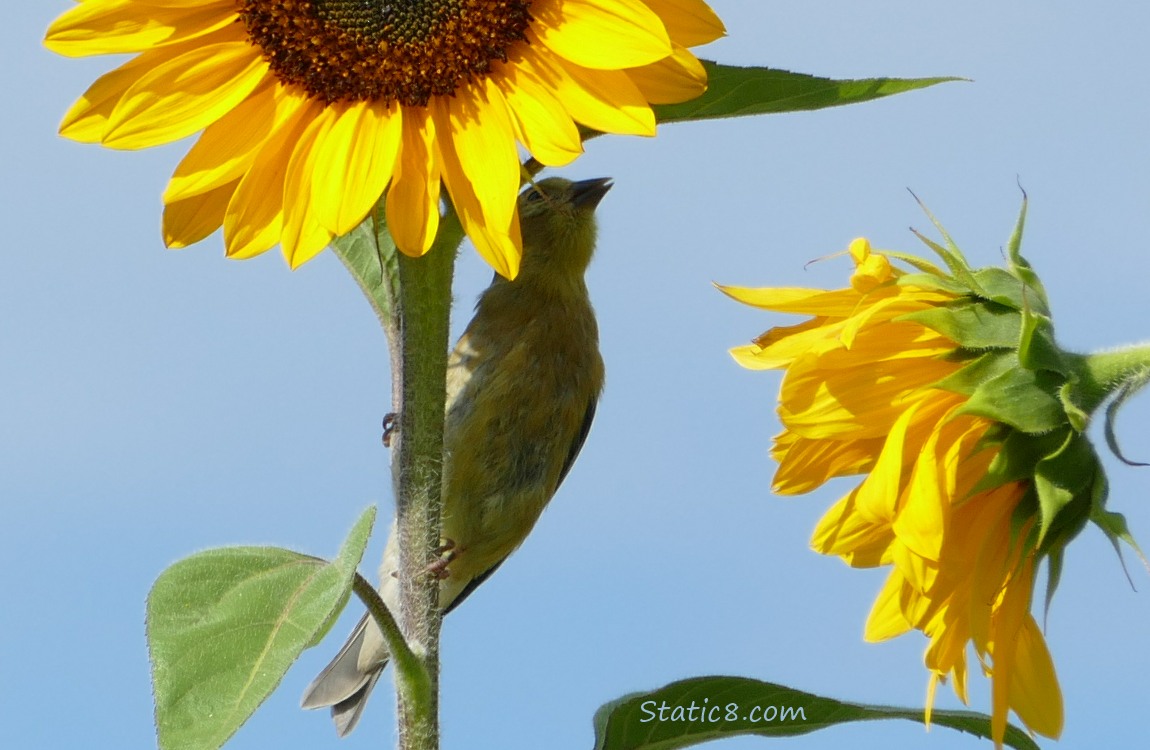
top-left (237, 0), bottom-right (533, 106)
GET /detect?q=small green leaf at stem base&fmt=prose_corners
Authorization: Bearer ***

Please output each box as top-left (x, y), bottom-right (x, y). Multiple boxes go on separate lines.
top-left (147, 506), bottom-right (376, 750)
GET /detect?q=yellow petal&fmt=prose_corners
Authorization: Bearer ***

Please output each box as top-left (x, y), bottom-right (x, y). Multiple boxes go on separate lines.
top-left (850, 402), bottom-right (917, 522)
top-left (924, 673), bottom-right (939, 728)
top-left (1008, 615), bottom-right (1063, 738)
top-left (772, 430), bottom-right (880, 494)
top-left (889, 539), bottom-right (940, 602)
top-left (923, 609), bottom-right (971, 690)
top-left (45, 0), bottom-right (237, 57)
top-left (497, 49), bottom-right (584, 166)
top-left (163, 179), bottom-right (238, 248)
top-left (58, 52), bottom-right (156, 142)
top-left (848, 237), bottom-right (872, 264)
top-left (642, 0), bottom-right (726, 46)
top-left (223, 92), bottom-right (312, 259)
top-left (531, 41), bottom-right (656, 136)
top-left (104, 41), bottom-right (268, 149)
top-left (810, 486), bottom-right (894, 566)
top-left (989, 582), bottom-right (1026, 745)
top-left (385, 113), bottom-right (443, 257)
top-left (281, 105), bottom-right (337, 268)
top-left (434, 81), bottom-right (522, 277)
top-left (625, 44), bottom-right (707, 105)
top-left (164, 80), bottom-right (276, 201)
top-left (729, 318), bottom-right (835, 370)
top-left (533, 0), bottom-right (671, 69)
top-left (778, 333), bottom-right (961, 440)
top-left (57, 25), bottom-right (240, 142)
top-left (864, 570), bottom-right (912, 641)
top-left (717, 283), bottom-right (866, 316)
top-left (892, 425), bottom-right (950, 562)
top-left (311, 99), bottom-right (403, 236)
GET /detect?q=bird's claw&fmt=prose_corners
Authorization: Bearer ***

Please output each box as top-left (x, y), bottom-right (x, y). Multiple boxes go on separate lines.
top-left (423, 539), bottom-right (458, 580)
top-left (381, 413), bottom-right (398, 447)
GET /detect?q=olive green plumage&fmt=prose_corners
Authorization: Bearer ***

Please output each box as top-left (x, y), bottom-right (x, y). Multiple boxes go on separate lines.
top-left (301, 177), bottom-right (610, 735)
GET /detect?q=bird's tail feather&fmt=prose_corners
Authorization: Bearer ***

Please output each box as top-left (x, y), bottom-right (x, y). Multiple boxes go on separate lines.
top-left (300, 613), bottom-right (390, 737)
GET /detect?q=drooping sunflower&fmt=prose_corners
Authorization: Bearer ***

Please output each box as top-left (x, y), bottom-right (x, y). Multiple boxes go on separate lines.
top-left (722, 216), bottom-right (1145, 746)
top-left (45, 0), bottom-right (724, 276)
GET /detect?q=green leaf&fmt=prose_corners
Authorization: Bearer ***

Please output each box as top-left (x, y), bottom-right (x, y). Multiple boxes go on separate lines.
top-left (899, 299), bottom-right (1020, 350)
top-left (1003, 192), bottom-right (1051, 310)
top-left (592, 676), bottom-right (1040, 750)
top-left (148, 506), bottom-right (377, 750)
top-left (968, 267), bottom-right (1030, 312)
top-left (652, 63), bottom-right (960, 123)
top-left (885, 252), bottom-right (948, 278)
top-left (957, 365), bottom-right (1066, 434)
top-left (1090, 473), bottom-right (1150, 577)
top-left (1058, 380), bottom-right (1090, 434)
top-left (976, 428), bottom-right (1065, 494)
top-left (933, 350), bottom-right (1015, 397)
top-left (1032, 433), bottom-right (1097, 551)
top-left (1018, 308), bottom-right (1066, 376)
top-left (907, 199), bottom-right (983, 291)
top-left (330, 206), bottom-right (400, 327)
top-left (895, 271), bottom-right (967, 297)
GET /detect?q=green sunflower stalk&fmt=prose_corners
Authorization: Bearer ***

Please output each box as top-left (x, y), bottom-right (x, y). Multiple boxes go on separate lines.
top-left (722, 200), bottom-right (1150, 747)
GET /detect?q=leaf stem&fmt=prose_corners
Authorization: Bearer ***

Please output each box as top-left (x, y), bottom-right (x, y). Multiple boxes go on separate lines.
top-left (351, 573), bottom-right (430, 713)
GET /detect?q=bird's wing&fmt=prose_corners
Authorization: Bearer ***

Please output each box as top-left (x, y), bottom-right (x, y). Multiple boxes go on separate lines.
top-left (443, 558), bottom-right (505, 615)
top-left (557, 397), bottom-right (598, 489)
top-left (443, 395), bottom-right (598, 615)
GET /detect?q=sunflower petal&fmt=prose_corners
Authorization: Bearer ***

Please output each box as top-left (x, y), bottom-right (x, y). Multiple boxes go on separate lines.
top-left (163, 179), bottom-right (238, 248)
top-left (772, 430), bottom-right (881, 494)
top-left (223, 92), bottom-right (312, 259)
top-left (1008, 615), bottom-right (1064, 738)
top-left (811, 486), bottom-right (895, 566)
top-left (164, 81), bottom-right (277, 201)
top-left (643, 0), bottom-right (726, 46)
top-left (531, 44), bottom-right (656, 136)
top-left (498, 50), bottom-right (584, 166)
top-left (864, 570), bottom-right (912, 641)
top-left (44, 0), bottom-right (237, 57)
top-left (386, 114), bottom-right (442, 257)
top-left (104, 41), bottom-right (268, 149)
top-left (717, 284), bottom-right (868, 316)
top-left (311, 100), bottom-right (403, 236)
top-left (282, 107), bottom-right (337, 267)
top-left (533, 0), bottom-right (671, 69)
top-left (59, 53), bottom-right (156, 143)
top-left (434, 80), bottom-right (521, 277)
top-left (625, 44), bottom-right (707, 105)
top-left (892, 426), bottom-right (950, 562)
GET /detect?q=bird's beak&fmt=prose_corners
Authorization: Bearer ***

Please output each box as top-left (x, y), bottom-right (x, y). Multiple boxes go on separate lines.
top-left (569, 177), bottom-right (614, 210)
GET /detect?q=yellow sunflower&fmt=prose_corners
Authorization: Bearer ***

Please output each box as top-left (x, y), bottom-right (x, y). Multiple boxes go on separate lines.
top-left (45, 0), bottom-right (724, 276)
top-left (722, 237), bottom-right (1074, 746)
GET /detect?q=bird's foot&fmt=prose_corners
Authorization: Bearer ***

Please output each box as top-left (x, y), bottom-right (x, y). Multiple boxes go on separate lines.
top-left (423, 539), bottom-right (458, 580)
top-left (381, 413), bottom-right (398, 447)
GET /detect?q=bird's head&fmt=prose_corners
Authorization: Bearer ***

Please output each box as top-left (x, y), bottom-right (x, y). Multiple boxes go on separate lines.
top-left (515, 177), bottom-right (613, 280)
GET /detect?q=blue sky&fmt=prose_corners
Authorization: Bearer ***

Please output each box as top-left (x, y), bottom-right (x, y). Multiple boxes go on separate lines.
top-left (4, 2), bottom-right (1149, 749)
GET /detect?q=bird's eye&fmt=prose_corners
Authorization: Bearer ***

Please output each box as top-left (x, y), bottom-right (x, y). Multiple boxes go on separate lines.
top-left (524, 189), bottom-right (545, 203)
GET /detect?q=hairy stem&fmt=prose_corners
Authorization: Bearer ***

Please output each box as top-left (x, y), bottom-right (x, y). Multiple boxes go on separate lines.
top-left (388, 210), bottom-right (460, 750)
top-left (331, 203), bottom-right (463, 750)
